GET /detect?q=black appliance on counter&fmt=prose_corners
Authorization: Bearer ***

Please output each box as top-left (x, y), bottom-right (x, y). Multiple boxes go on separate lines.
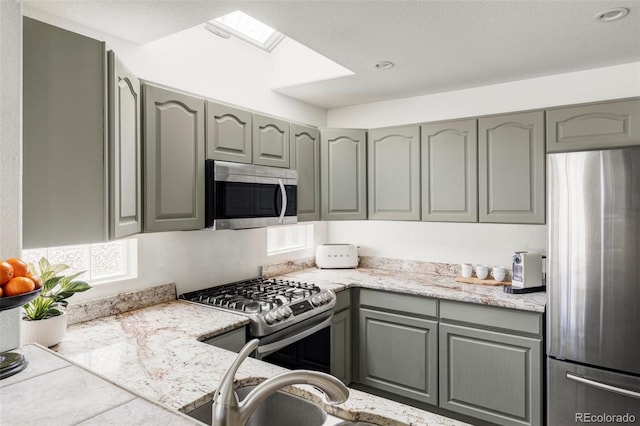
top-left (179, 277), bottom-right (334, 372)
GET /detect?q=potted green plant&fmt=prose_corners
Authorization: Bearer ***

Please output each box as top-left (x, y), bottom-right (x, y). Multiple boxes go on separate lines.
top-left (21, 257), bottom-right (91, 347)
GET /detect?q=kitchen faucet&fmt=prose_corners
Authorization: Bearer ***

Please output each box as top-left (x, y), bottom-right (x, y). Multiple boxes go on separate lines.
top-left (212, 339), bottom-right (349, 426)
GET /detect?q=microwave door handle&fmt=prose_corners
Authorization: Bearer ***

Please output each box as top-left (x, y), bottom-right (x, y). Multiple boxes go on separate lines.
top-left (566, 372), bottom-right (640, 399)
top-left (277, 178), bottom-right (287, 224)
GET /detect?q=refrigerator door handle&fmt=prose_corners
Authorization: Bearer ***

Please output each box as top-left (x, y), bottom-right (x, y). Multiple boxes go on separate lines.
top-left (567, 372), bottom-right (640, 399)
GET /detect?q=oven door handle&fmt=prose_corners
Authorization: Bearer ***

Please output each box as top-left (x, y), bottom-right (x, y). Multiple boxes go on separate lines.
top-left (277, 178), bottom-right (287, 224)
top-left (256, 316), bottom-right (332, 358)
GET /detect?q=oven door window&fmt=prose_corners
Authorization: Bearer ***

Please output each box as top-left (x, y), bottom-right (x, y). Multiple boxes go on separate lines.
top-left (262, 326), bottom-right (330, 373)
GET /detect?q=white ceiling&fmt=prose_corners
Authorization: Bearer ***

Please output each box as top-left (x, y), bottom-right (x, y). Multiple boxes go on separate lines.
top-left (24, 0), bottom-right (640, 109)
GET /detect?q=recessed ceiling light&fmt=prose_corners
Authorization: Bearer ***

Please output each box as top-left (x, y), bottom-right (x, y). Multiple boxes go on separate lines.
top-left (375, 61), bottom-right (394, 70)
top-left (595, 7), bottom-right (629, 22)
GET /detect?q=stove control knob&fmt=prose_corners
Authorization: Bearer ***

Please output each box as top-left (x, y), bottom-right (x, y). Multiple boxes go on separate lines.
top-left (311, 296), bottom-right (321, 307)
top-left (321, 292), bottom-right (331, 303)
top-left (275, 308), bottom-right (285, 321)
top-left (265, 312), bottom-right (277, 324)
top-left (283, 306), bottom-right (293, 318)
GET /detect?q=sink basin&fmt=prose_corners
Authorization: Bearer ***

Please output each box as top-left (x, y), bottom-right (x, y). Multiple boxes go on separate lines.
top-left (187, 385), bottom-right (327, 426)
top-left (186, 385), bottom-right (381, 426)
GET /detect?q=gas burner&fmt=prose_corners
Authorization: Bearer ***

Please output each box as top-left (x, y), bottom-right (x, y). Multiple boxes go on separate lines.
top-left (179, 276), bottom-right (336, 337)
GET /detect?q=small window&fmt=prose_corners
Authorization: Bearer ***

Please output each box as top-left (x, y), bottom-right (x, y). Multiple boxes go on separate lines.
top-left (21, 239), bottom-right (138, 285)
top-left (205, 10), bottom-right (285, 52)
top-left (267, 224), bottom-right (313, 255)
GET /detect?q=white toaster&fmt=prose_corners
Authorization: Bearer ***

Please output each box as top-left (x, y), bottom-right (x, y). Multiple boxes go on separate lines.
top-left (315, 244), bottom-right (359, 269)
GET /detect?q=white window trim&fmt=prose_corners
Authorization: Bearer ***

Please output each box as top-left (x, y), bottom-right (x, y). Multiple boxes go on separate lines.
top-left (267, 224), bottom-right (313, 256)
top-left (22, 239), bottom-right (138, 285)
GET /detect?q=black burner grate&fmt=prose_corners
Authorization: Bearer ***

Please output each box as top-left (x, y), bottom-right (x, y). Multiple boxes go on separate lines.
top-left (179, 277), bottom-right (321, 313)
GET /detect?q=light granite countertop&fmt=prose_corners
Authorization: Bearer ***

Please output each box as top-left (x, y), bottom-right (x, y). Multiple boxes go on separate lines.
top-left (7, 261), bottom-right (546, 426)
top-left (50, 300), bottom-right (467, 426)
top-left (273, 266), bottom-right (547, 313)
top-left (0, 344), bottom-right (202, 425)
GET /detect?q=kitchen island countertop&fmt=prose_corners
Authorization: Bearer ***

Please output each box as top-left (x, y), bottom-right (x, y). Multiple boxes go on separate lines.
top-left (47, 300), bottom-right (467, 426)
top-left (0, 344), bottom-right (202, 425)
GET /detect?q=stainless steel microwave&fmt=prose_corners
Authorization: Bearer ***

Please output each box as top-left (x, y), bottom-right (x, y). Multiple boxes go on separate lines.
top-left (205, 160), bottom-right (297, 230)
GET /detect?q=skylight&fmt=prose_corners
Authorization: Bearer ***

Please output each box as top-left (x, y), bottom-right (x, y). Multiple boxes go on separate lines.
top-left (206, 10), bottom-right (285, 52)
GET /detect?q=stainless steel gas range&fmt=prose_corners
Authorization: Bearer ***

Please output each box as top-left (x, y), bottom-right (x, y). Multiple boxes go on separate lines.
top-left (179, 277), bottom-right (335, 367)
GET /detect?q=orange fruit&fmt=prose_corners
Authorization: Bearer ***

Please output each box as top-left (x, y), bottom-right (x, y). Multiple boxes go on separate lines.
top-left (0, 286), bottom-right (3, 297)
top-left (3, 276), bottom-right (35, 297)
top-left (6, 258), bottom-right (29, 277)
top-left (0, 261), bottom-right (13, 285)
top-left (26, 272), bottom-right (43, 289)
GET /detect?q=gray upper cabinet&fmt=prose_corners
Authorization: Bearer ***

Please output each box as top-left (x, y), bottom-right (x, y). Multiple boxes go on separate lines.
top-left (421, 119), bottom-right (478, 222)
top-left (108, 51), bottom-right (142, 239)
top-left (206, 101), bottom-right (252, 163)
top-left (321, 129), bottom-right (367, 220)
top-left (290, 124), bottom-right (321, 222)
top-left (143, 84), bottom-right (205, 232)
top-left (478, 111), bottom-right (545, 224)
top-left (368, 126), bottom-right (421, 221)
top-left (23, 17), bottom-right (108, 249)
top-left (252, 114), bottom-right (290, 168)
top-left (546, 98), bottom-right (640, 152)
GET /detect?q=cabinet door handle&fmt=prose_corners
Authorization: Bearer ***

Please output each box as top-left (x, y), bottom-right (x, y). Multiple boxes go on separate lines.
top-left (566, 372), bottom-right (640, 399)
top-left (277, 178), bottom-right (287, 224)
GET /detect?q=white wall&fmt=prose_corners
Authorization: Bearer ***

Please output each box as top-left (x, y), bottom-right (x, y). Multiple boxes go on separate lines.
top-left (71, 222), bottom-right (328, 302)
top-left (1, 0), bottom-right (23, 351)
top-left (327, 62), bottom-right (640, 129)
top-left (325, 63), bottom-right (640, 268)
top-left (329, 221), bottom-right (545, 268)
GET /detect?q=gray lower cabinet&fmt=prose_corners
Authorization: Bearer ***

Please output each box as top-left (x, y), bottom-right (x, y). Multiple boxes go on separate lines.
top-left (546, 98), bottom-right (640, 152)
top-left (23, 17), bottom-right (109, 248)
top-left (421, 119), bottom-right (478, 222)
top-left (143, 84), bottom-right (205, 232)
top-left (321, 129), bottom-right (368, 220)
top-left (331, 290), bottom-right (352, 385)
top-left (253, 114), bottom-right (290, 168)
top-left (206, 101), bottom-right (252, 163)
top-left (368, 126), bottom-right (421, 221)
top-left (439, 301), bottom-right (543, 426)
top-left (108, 51), bottom-right (142, 239)
top-left (290, 124), bottom-right (321, 221)
top-left (358, 290), bottom-right (438, 405)
top-left (478, 111), bottom-right (545, 224)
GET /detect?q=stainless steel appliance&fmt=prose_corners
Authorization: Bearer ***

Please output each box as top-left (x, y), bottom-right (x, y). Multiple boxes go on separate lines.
top-left (179, 277), bottom-right (334, 369)
top-left (205, 160), bottom-right (297, 230)
top-left (547, 147), bottom-right (640, 424)
top-left (511, 251), bottom-right (543, 288)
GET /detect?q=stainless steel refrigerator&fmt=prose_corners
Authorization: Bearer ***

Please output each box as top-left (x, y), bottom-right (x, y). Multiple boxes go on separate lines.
top-left (547, 147), bottom-right (640, 425)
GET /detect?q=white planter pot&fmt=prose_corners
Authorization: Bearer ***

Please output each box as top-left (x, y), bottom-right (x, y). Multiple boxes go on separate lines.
top-left (21, 311), bottom-right (68, 347)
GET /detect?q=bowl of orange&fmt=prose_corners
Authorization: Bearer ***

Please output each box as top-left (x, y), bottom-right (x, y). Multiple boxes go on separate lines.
top-left (0, 258), bottom-right (43, 311)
